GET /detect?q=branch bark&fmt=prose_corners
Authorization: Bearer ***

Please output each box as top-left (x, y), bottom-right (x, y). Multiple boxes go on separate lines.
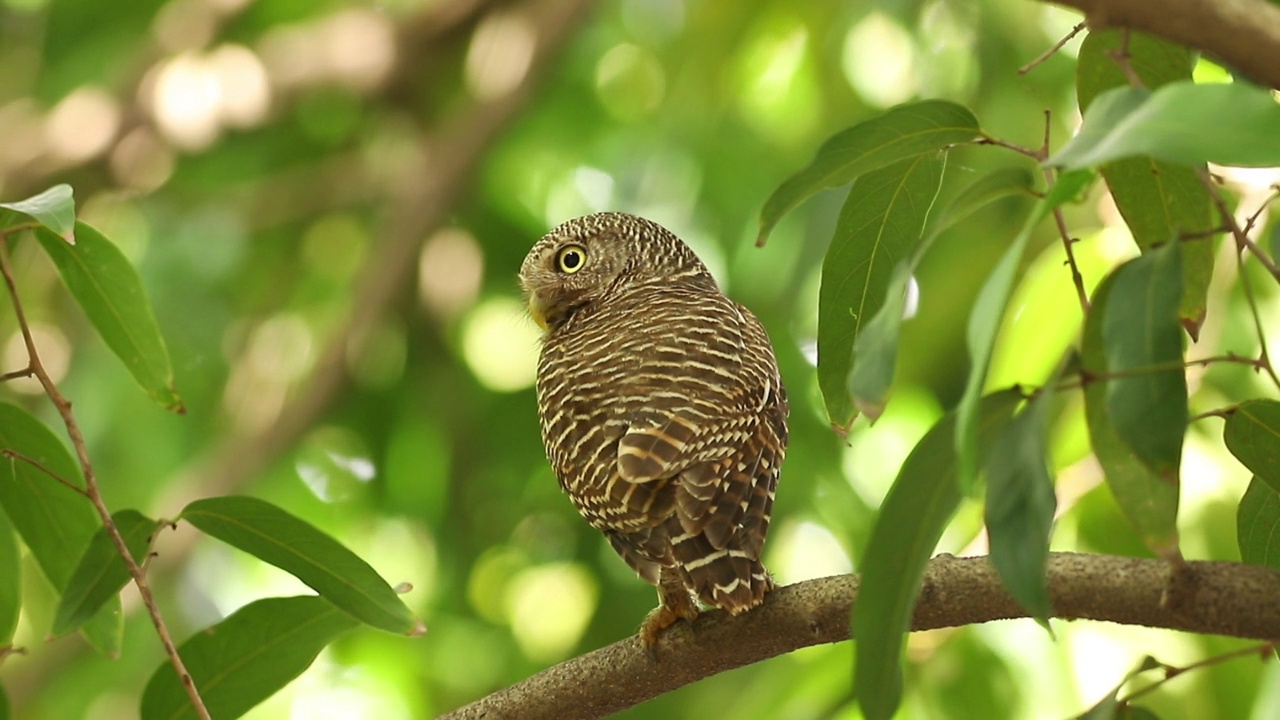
top-left (442, 552), bottom-right (1280, 720)
top-left (1041, 0), bottom-right (1280, 90)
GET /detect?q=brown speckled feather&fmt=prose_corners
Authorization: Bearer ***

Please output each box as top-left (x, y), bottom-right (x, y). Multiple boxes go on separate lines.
top-left (521, 212), bottom-right (788, 616)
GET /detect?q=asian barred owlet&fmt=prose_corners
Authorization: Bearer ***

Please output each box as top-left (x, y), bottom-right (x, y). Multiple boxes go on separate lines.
top-left (519, 212), bottom-right (789, 647)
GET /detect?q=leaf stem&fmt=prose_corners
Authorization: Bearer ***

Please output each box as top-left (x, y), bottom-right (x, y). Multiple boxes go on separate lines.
top-left (0, 449), bottom-right (90, 497)
top-left (1122, 642), bottom-right (1276, 703)
top-left (1019, 21), bottom-right (1087, 76)
top-left (0, 236), bottom-right (211, 720)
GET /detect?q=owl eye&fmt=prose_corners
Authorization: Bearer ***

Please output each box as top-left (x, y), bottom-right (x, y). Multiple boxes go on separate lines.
top-left (556, 244), bottom-right (587, 274)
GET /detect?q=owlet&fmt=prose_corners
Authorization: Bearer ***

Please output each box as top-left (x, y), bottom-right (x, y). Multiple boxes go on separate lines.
top-left (519, 212), bottom-right (789, 647)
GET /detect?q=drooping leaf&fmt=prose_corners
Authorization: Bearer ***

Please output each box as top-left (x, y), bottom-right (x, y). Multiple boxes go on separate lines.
top-left (32, 223), bottom-right (183, 413)
top-left (1238, 477), bottom-right (1280, 569)
top-left (140, 595), bottom-right (358, 720)
top-left (846, 168), bottom-right (1038, 422)
top-left (1102, 241), bottom-right (1186, 480)
top-left (0, 403), bottom-right (122, 654)
top-left (927, 167), bottom-right (1037, 237)
top-left (1077, 31), bottom-right (1214, 334)
top-left (0, 509), bottom-right (19, 646)
top-left (854, 389), bottom-right (1022, 720)
top-left (985, 366), bottom-right (1062, 626)
top-left (53, 510), bottom-right (159, 636)
top-left (181, 496), bottom-right (423, 635)
top-left (847, 262), bottom-right (911, 422)
top-left (1224, 400), bottom-right (1280, 493)
top-left (1048, 82), bottom-right (1280, 170)
top-left (819, 153), bottom-right (945, 430)
top-left (955, 169), bottom-right (1095, 492)
top-left (758, 101), bottom-right (978, 244)
top-left (1081, 272), bottom-right (1180, 556)
top-left (0, 184), bottom-right (75, 239)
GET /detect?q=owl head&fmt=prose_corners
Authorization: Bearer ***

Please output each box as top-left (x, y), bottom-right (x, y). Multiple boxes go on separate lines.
top-left (519, 212), bottom-right (711, 332)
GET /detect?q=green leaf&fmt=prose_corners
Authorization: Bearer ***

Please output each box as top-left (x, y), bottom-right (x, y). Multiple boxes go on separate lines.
top-left (0, 184), bottom-right (75, 239)
top-left (758, 100), bottom-right (978, 243)
top-left (140, 595), bottom-right (358, 720)
top-left (1238, 477), bottom-right (1280, 569)
top-left (1077, 31), bottom-right (1214, 334)
top-left (0, 509), bottom-right (19, 646)
top-left (53, 510), bottom-right (159, 636)
top-left (854, 389), bottom-right (1022, 720)
top-left (1102, 241), bottom-right (1186, 479)
top-left (818, 152), bottom-right (945, 431)
top-left (955, 169), bottom-right (1095, 491)
top-left (984, 371), bottom-right (1061, 625)
top-left (1048, 82), bottom-right (1280, 170)
top-left (33, 223), bottom-right (183, 413)
top-left (0, 403), bottom-right (123, 654)
top-left (1224, 400), bottom-right (1280, 493)
top-left (846, 168), bottom-right (1037, 423)
top-left (181, 496), bottom-right (423, 635)
top-left (1081, 272), bottom-right (1179, 556)
top-left (0, 683), bottom-right (8, 720)
top-left (927, 167), bottom-right (1037, 237)
top-left (847, 262), bottom-right (911, 422)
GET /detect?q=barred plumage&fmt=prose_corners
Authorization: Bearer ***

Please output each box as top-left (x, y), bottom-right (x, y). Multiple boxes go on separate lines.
top-left (519, 212), bottom-right (789, 647)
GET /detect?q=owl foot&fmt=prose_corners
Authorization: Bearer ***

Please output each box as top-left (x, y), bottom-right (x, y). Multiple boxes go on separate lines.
top-left (640, 568), bottom-right (701, 657)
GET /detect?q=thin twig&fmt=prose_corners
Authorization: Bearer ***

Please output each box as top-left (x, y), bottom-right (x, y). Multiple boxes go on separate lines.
top-left (0, 449), bottom-right (90, 497)
top-left (1108, 29), bottom-right (1146, 87)
top-left (0, 237), bottom-right (211, 720)
top-left (1038, 111), bottom-right (1091, 313)
top-left (1020, 22), bottom-right (1087, 75)
top-left (1201, 169), bottom-right (1280, 283)
top-left (1189, 407), bottom-right (1237, 422)
top-left (1122, 642), bottom-right (1276, 703)
top-left (1242, 185), bottom-right (1280, 238)
top-left (1, 366), bottom-right (33, 382)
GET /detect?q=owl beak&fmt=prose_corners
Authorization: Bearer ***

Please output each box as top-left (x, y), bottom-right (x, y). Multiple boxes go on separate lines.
top-left (528, 296), bottom-right (549, 332)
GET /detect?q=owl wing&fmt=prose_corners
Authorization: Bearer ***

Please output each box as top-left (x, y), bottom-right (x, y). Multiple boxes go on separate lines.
top-left (613, 296), bottom-right (787, 556)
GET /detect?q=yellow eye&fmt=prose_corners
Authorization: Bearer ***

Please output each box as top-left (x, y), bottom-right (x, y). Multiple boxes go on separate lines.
top-left (556, 244), bottom-right (587, 274)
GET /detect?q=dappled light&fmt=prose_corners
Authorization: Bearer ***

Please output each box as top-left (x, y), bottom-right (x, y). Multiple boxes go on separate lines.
top-left (1, 0), bottom-right (1279, 718)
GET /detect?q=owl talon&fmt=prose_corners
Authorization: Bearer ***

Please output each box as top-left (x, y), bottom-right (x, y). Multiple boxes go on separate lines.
top-left (639, 601), bottom-right (700, 656)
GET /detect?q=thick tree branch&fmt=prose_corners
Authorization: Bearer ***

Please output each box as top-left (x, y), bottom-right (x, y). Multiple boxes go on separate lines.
top-left (442, 552), bottom-right (1280, 720)
top-left (1040, 0), bottom-right (1280, 90)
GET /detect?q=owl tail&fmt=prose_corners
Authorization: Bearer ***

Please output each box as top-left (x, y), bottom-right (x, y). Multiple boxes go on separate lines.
top-left (670, 523), bottom-right (775, 614)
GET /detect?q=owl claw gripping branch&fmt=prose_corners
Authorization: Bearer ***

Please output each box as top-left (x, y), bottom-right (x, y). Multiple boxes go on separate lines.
top-left (519, 212), bottom-right (789, 651)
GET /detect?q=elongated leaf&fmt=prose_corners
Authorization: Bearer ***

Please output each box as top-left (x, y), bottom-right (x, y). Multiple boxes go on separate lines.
top-left (0, 510), bottom-right (18, 646)
top-left (1049, 82), bottom-right (1280, 170)
top-left (0, 184), bottom-right (75, 239)
top-left (0, 403), bottom-right (122, 654)
top-left (847, 262), bottom-right (911, 422)
top-left (854, 389), bottom-right (1022, 720)
top-left (182, 496), bottom-right (423, 635)
top-left (847, 169), bottom-right (1038, 423)
top-left (1077, 31), bottom-right (1214, 334)
top-left (53, 510), bottom-right (158, 636)
top-left (141, 595), bottom-right (358, 720)
top-left (1081, 273), bottom-right (1179, 556)
top-left (928, 167), bottom-right (1036, 237)
top-left (1225, 400), bottom-right (1280, 493)
top-left (1238, 477), bottom-right (1280, 569)
top-left (1103, 241), bottom-right (1186, 479)
top-left (33, 223), bottom-right (183, 413)
top-left (985, 370), bottom-right (1061, 625)
top-left (759, 101), bottom-right (978, 243)
top-left (819, 153), bottom-right (945, 431)
top-left (955, 169), bottom-right (1095, 491)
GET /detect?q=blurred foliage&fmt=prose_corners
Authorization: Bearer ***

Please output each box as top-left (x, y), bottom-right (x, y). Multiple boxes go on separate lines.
top-left (0, 0), bottom-right (1278, 718)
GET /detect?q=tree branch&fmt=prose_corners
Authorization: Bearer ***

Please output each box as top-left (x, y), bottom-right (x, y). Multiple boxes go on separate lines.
top-left (442, 552), bottom-right (1280, 720)
top-left (1040, 0), bottom-right (1280, 90)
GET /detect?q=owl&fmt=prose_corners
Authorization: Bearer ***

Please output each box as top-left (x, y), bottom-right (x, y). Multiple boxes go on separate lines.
top-left (519, 212), bottom-right (789, 647)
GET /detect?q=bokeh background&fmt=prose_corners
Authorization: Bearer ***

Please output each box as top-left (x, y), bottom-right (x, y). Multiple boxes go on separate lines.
top-left (1, 0), bottom-right (1277, 718)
